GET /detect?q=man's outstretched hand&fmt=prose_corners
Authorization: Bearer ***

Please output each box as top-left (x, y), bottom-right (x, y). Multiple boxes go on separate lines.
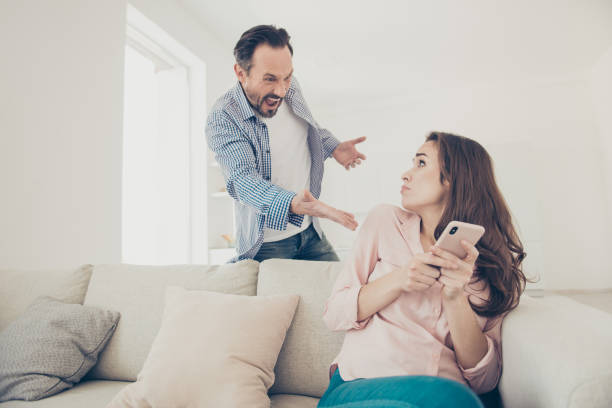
top-left (290, 190), bottom-right (358, 231)
top-left (332, 136), bottom-right (367, 170)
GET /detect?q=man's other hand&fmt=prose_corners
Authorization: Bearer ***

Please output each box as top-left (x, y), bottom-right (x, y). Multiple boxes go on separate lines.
top-left (332, 136), bottom-right (367, 170)
top-left (290, 190), bottom-right (358, 231)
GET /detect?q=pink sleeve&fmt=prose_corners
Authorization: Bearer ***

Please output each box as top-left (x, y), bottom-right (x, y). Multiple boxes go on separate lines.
top-left (458, 316), bottom-right (503, 394)
top-left (322, 208), bottom-right (382, 331)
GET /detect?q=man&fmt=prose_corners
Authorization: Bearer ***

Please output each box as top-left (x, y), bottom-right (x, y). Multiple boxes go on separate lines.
top-left (206, 25), bottom-right (366, 262)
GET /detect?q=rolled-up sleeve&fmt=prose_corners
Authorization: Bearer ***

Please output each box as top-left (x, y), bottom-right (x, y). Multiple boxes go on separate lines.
top-left (458, 316), bottom-right (503, 394)
top-left (322, 206), bottom-right (383, 331)
top-left (319, 127), bottom-right (340, 160)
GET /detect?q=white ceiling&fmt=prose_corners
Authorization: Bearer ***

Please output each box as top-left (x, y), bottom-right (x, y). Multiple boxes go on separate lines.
top-left (178, 0), bottom-right (612, 99)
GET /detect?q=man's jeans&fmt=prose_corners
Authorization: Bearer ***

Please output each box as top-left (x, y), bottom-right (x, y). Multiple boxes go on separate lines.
top-left (254, 224), bottom-right (340, 262)
top-left (318, 369), bottom-right (484, 408)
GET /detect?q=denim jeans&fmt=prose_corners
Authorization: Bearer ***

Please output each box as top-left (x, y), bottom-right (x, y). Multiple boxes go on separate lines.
top-left (254, 224), bottom-right (340, 262)
top-left (317, 369), bottom-right (484, 408)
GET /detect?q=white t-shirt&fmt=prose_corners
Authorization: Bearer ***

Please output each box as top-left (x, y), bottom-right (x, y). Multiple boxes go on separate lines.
top-left (260, 101), bottom-right (312, 242)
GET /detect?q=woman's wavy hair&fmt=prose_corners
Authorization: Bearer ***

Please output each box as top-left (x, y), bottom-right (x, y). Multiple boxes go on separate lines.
top-left (427, 131), bottom-right (527, 317)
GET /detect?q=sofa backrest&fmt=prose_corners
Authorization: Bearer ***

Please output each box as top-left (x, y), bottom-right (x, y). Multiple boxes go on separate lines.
top-left (257, 259), bottom-right (345, 398)
top-left (1, 259), bottom-right (343, 396)
top-left (0, 264), bottom-right (92, 332)
top-left (83, 260), bottom-right (259, 381)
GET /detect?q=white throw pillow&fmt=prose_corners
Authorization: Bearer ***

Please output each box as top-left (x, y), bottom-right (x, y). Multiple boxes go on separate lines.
top-left (107, 286), bottom-right (300, 408)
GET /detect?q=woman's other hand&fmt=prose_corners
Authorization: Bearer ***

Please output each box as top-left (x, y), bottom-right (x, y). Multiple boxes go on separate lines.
top-left (395, 252), bottom-right (458, 293)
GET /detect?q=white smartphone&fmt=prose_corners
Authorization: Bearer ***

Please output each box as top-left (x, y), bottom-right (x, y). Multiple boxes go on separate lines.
top-left (434, 221), bottom-right (485, 259)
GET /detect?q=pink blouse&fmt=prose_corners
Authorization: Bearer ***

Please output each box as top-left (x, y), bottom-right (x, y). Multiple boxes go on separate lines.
top-left (323, 204), bottom-right (502, 394)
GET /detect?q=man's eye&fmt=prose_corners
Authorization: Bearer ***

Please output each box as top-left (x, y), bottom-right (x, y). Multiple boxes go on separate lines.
top-left (265, 78), bottom-right (275, 82)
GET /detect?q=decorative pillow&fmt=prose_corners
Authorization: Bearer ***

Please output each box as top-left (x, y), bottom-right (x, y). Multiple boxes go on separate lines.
top-left (107, 286), bottom-right (300, 408)
top-left (0, 264), bottom-right (93, 331)
top-left (0, 296), bottom-right (120, 402)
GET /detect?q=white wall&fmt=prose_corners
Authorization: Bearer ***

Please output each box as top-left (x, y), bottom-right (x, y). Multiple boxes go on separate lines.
top-left (0, 0), bottom-right (233, 269)
top-left (316, 76), bottom-right (612, 290)
top-left (0, 0), bottom-right (126, 269)
top-left (590, 46), bottom-right (612, 233)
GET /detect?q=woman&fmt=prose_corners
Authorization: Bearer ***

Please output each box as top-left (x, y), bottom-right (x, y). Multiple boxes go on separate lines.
top-left (319, 132), bottom-right (527, 407)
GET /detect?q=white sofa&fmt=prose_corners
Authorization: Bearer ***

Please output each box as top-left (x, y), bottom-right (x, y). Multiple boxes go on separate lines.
top-left (1, 259), bottom-right (611, 408)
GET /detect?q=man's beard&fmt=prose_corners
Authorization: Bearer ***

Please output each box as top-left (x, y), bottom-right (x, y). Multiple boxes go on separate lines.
top-left (248, 91), bottom-right (283, 118)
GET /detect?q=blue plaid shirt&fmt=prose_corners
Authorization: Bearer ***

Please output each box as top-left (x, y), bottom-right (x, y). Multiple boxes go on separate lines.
top-left (206, 78), bottom-right (340, 262)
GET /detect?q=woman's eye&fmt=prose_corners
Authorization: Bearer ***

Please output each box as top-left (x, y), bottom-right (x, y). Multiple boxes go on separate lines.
top-left (418, 160), bottom-right (426, 167)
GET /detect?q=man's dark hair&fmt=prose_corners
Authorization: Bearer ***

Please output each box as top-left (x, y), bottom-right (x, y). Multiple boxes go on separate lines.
top-left (234, 25), bottom-right (293, 73)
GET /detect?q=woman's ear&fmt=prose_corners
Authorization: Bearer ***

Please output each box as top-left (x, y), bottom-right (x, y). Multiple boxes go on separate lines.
top-left (439, 173), bottom-right (451, 189)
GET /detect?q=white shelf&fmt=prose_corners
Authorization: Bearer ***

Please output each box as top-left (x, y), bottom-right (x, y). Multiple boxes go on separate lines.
top-left (209, 247), bottom-right (236, 264)
top-left (207, 155), bottom-right (235, 259)
top-left (211, 191), bottom-right (230, 198)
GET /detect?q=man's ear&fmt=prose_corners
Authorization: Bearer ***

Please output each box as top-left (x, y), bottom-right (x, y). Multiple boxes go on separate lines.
top-left (234, 63), bottom-right (246, 85)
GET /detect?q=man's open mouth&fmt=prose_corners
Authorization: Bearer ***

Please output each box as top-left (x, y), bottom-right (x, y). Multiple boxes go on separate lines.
top-left (264, 96), bottom-right (280, 108)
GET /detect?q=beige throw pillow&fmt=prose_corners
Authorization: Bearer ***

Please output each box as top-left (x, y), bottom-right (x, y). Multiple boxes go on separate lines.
top-left (107, 287), bottom-right (300, 408)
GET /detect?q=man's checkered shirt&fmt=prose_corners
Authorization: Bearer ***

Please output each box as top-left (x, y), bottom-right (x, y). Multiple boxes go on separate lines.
top-left (205, 78), bottom-right (340, 262)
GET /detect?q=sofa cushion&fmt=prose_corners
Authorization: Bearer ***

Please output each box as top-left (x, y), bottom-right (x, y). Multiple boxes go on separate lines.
top-left (108, 287), bottom-right (299, 408)
top-left (0, 264), bottom-right (93, 331)
top-left (0, 380), bottom-right (128, 408)
top-left (83, 260), bottom-right (259, 381)
top-left (0, 297), bottom-right (119, 402)
top-left (500, 295), bottom-right (612, 408)
top-left (257, 259), bottom-right (345, 398)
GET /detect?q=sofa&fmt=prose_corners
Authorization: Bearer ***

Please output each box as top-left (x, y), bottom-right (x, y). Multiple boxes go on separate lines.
top-left (1, 259), bottom-right (611, 408)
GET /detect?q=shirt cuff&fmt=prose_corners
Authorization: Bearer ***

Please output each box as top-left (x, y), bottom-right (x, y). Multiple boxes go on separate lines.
top-left (458, 335), bottom-right (496, 377)
top-left (322, 135), bottom-right (341, 160)
top-left (348, 285), bottom-right (371, 330)
top-left (265, 189), bottom-right (296, 231)
top-left (287, 212), bottom-right (305, 228)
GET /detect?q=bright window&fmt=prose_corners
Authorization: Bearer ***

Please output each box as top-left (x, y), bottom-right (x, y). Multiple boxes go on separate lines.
top-left (122, 5), bottom-right (206, 264)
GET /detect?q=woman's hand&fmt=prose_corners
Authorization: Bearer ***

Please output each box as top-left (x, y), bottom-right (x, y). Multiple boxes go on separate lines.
top-left (430, 241), bottom-right (479, 299)
top-left (395, 252), bottom-right (458, 293)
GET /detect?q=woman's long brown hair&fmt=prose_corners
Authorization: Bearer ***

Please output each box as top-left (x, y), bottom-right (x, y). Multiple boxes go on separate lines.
top-left (427, 132), bottom-right (527, 318)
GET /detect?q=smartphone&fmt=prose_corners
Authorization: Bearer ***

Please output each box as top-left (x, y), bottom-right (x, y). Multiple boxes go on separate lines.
top-left (434, 221), bottom-right (485, 259)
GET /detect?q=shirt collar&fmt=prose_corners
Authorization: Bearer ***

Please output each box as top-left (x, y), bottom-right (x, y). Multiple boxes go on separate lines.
top-left (230, 82), bottom-right (257, 122)
top-left (398, 209), bottom-right (425, 255)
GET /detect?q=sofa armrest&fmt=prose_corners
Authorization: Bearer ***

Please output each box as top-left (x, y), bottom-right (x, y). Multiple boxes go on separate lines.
top-left (500, 295), bottom-right (612, 408)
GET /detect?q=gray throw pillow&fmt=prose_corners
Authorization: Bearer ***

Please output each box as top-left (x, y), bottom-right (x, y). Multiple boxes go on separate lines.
top-left (0, 296), bottom-right (120, 402)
